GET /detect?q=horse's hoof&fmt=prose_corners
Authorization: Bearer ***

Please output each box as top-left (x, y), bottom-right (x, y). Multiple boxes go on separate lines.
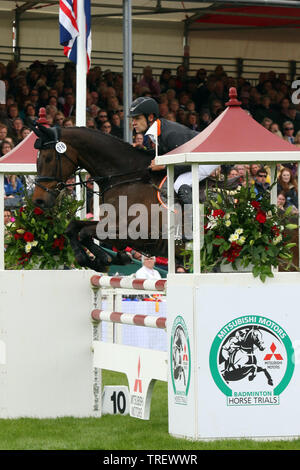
top-left (268, 379), bottom-right (273, 386)
top-left (248, 375), bottom-right (255, 381)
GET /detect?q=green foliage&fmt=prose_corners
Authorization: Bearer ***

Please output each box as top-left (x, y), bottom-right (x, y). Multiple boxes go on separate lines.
top-left (184, 183), bottom-right (297, 282)
top-left (5, 193), bottom-right (84, 270)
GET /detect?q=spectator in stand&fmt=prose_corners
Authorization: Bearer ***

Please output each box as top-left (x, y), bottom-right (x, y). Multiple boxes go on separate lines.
top-left (53, 111), bottom-right (65, 127)
top-left (282, 121), bottom-right (295, 144)
top-left (0, 139), bottom-right (14, 157)
top-left (4, 208), bottom-right (12, 225)
top-left (270, 122), bottom-right (283, 138)
top-left (28, 89), bottom-right (40, 113)
top-left (277, 192), bottom-right (287, 211)
top-left (174, 65), bottom-right (188, 93)
top-left (286, 104), bottom-right (300, 134)
top-left (158, 102), bottom-right (169, 119)
top-left (254, 167), bottom-right (270, 197)
top-left (210, 99), bottom-right (224, 120)
top-left (277, 97), bottom-right (291, 129)
top-left (86, 117), bottom-right (97, 129)
top-left (96, 109), bottom-right (109, 129)
top-left (261, 117), bottom-right (273, 130)
top-left (249, 164), bottom-right (262, 184)
top-left (23, 103), bottom-right (37, 127)
top-left (62, 92), bottom-right (76, 117)
top-left (11, 117), bottom-right (24, 144)
top-left (4, 174), bottom-right (24, 208)
top-left (110, 112), bottom-right (123, 138)
top-left (186, 111), bottom-right (200, 131)
top-left (135, 255), bottom-right (161, 280)
top-left (277, 167), bottom-right (298, 208)
top-left (227, 167), bottom-right (239, 179)
top-left (198, 109), bottom-right (212, 131)
top-left (20, 126), bottom-right (31, 140)
top-left (253, 95), bottom-right (279, 124)
top-left (63, 117), bottom-right (75, 127)
top-left (100, 120), bottom-right (112, 134)
top-left (138, 66), bottom-right (161, 98)
top-left (0, 123), bottom-right (9, 145)
top-left (133, 132), bottom-right (146, 149)
top-left (159, 68), bottom-right (172, 93)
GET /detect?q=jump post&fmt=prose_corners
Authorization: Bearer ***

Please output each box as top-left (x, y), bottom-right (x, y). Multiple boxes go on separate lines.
top-left (90, 274), bottom-right (168, 420)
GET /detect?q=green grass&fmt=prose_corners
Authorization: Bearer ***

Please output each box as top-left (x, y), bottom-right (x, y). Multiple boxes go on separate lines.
top-left (0, 370), bottom-right (299, 450)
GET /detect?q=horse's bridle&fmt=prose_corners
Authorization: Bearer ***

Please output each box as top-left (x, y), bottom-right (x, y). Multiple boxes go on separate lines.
top-left (35, 134), bottom-right (79, 197)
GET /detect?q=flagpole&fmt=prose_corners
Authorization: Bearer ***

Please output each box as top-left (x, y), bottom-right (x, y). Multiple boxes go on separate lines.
top-left (76, 0), bottom-right (87, 210)
top-left (76, 0), bottom-right (87, 128)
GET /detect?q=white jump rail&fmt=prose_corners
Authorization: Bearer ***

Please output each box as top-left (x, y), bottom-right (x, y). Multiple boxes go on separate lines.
top-left (91, 274), bottom-right (168, 420)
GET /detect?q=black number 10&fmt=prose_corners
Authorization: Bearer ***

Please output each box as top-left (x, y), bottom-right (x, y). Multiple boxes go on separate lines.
top-left (110, 390), bottom-right (126, 414)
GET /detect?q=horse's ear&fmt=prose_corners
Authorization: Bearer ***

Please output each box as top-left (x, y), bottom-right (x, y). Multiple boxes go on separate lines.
top-left (37, 123), bottom-right (61, 141)
top-left (27, 122), bottom-right (42, 137)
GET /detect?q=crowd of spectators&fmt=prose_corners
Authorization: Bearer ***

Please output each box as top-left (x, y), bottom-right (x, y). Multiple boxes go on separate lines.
top-left (0, 59), bottom-right (299, 240)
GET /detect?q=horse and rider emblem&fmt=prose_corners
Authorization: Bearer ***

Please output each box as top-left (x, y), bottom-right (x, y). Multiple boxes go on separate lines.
top-left (209, 315), bottom-right (295, 406)
top-left (220, 326), bottom-right (274, 386)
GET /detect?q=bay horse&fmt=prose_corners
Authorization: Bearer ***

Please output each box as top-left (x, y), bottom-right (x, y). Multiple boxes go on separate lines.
top-left (31, 124), bottom-right (240, 272)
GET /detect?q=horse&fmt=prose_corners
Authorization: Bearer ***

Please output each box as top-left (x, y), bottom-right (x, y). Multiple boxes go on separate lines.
top-left (220, 327), bottom-right (273, 386)
top-left (30, 124), bottom-right (242, 272)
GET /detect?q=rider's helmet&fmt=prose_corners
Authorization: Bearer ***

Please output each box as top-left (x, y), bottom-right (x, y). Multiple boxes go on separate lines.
top-left (128, 97), bottom-right (159, 119)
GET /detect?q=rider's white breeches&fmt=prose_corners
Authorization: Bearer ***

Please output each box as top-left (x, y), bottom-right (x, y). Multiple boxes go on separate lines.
top-left (174, 165), bottom-right (220, 193)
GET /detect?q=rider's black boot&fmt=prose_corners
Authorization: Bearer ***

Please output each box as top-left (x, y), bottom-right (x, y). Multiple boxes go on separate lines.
top-left (177, 185), bottom-right (193, 240)
top-left (177, 184), bottom-right (193, 205)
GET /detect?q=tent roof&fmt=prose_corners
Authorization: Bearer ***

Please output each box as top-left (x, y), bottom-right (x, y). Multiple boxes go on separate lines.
top-left (0, 131), bottom-right (37, 173)
top-left (167, 87), bottom-right (299, 154)
top-left (156, 87), bottom-right (300, 166)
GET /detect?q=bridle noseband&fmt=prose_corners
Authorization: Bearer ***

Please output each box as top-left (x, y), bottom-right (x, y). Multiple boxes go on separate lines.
top-left (35, 135), bottom-right (79, 197)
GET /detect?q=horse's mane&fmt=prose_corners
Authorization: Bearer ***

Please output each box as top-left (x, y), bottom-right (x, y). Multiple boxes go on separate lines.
top-left (63, 126), bottom-right (154, 160)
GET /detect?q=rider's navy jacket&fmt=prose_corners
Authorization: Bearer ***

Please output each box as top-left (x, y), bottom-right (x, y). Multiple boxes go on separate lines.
top-left (153, 118), bottom-right (198, 178)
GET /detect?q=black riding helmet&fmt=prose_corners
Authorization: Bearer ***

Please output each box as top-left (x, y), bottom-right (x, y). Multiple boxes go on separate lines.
top-left (128, 97), bottom-right (159, 118)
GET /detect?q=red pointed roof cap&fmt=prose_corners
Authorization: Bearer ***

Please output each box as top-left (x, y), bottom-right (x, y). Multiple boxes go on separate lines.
top-left (0, 108), bottom-right (49, 168)
top-left (166, 87), bottom-right (299, 154)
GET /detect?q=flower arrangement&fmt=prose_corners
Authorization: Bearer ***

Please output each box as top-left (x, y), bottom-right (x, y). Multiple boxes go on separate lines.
top-left (5, 193), bottom-right (84, 270)
top-left (193, 183), bottom-right (297, 282)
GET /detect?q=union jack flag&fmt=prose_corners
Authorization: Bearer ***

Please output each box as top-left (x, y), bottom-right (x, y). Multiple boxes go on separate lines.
top-left (59, 0), bottom-right (91, 71)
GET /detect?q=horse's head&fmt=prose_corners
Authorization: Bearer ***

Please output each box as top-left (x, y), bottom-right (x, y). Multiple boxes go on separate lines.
top-left (31, 124), bottom-right (79, 208)
top-left (249, 327), bottom-right (265, 351)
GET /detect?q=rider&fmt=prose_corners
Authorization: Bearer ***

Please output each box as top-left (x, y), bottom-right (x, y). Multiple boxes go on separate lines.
top-left (129, 96), bottom-right (219, 205)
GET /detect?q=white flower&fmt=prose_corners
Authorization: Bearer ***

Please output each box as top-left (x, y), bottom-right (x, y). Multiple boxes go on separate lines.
top-left (32, 240), bottom-right (38, 247)
top-left (225, 220), bottom-right (231, 227)
top-left (273, 235), bottom-right (282, 245)
top-left (229, 233), bottom-right (239, 242)
top-left (25, 242), bottom-right (32, 253)
top-left (239, 236), bottom-right (246, 245)
top-left (225, 213), bottom-right (231, 220)
top-left (235, 228), bottom-right (244, 235)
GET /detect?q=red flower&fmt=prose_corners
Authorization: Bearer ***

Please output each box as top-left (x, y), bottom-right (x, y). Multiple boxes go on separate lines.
top-left (250, 200), bottom-right (260, 209)
top-left (23, 232), bottom-right (34, 242)
top-left (255, 211), bottom-right (266, 224)
top-left (33, 207), bottom-right (44, 215)
top-left (52, 235), bottom-right (65, 251)
top-left (212, 209), bottom-right (225, 218)
top-left (19, 206), bottom-right (26, 213)
top-left (14, 233), bottom-right (22, 240)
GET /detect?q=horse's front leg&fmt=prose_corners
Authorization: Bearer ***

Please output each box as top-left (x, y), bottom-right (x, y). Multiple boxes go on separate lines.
top-left (256, 366), bottom-right (273, 386)
top-left (77, 223), bottom-right (132, 271)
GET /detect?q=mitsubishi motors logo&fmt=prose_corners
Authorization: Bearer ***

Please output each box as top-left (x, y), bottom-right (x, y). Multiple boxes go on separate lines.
top-left (264, 342), bottom-right (283, 361)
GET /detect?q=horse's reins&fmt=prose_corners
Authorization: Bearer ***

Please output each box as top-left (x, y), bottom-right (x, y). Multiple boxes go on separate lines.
top-left (36, 133), bottom-right (154, 199)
